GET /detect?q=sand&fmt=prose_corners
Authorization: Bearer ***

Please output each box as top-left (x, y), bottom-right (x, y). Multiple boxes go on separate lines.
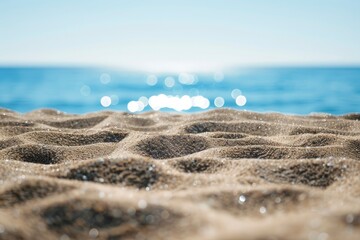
top-left (0, 108), bottom-right (359, 240)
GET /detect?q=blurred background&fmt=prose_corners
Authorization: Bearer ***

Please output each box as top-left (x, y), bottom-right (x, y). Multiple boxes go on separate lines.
top-left (0, 0), bottom-right (359, 114)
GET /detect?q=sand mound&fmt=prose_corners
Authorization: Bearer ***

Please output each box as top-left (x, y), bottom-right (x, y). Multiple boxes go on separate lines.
top-left (0, 108), bottom-right (360, 240)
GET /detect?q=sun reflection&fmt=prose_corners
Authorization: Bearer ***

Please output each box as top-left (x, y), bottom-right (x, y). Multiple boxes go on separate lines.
top-left (96, 71), bottom-right (248, 112)
top-left (178, 73), bottom-right (197, 85)
top-left (138, 96), bottom-right (149, 106)
top-left (127, 101), bottom-right (140, 112)
top-left (100, 96), bottom-right (112, 107)
top-left (191, 95), bottom-right (210, 109)
top-left (236, 95), bottom-right (247, 106)
top-left (128, 94), bottom-right (210, 112)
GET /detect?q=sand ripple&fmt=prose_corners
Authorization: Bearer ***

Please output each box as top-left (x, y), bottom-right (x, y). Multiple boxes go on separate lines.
top-left (0, 108), bottom-right (359, 239)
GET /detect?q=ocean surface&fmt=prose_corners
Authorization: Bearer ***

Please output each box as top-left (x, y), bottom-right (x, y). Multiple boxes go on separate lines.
top-left (0, 67), bottom-right (359, 115)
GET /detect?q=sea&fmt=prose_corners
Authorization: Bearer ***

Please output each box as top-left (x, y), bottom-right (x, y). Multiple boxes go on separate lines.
top-left (0, 67), bottom-right (359, 115)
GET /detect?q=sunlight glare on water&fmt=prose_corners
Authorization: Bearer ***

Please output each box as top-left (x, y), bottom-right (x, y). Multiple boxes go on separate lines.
top-left (236, 95), bottom-right (247, 106)
top-left (127, 100), bottom-right (145, 113)
top-left (2, 67), bottom-right (359, 114)
top-left (178, 73), bottom-right (197, 85)
top-left (138, 96), bottom-right (149, 106)
top-left (100, 96), bottom-right (112, 107)
top-left (116, 72), bottom-right (244, 112)
top-left (145, 94), bottom-right (210, 112)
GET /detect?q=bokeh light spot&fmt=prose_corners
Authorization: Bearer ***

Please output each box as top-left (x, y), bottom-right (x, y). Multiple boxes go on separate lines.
top-left (147, 94), bottom-right (210, 111)
top-left (214, 97), bottom-right (225, 107)
top-left (128, 101), bottom-right (139, 112)
top-left (178, 73), bottom-right (197, 85)
top-left (236, 95), bottom-right (247, 106)
top-left (100, 96), bottom-right (112, 107)
top-left (164, 77), bottom-right (175, 88)
top-left (191, 95), bottom-right (210, 109)
top-left (139, 96), bottom-right (149, 106)
top-left (100, 73), bottom-right (111, 84)
top-left (231, 89), bottom-right (242, 99)
top-left (146, 75), bottom-right (158, 86)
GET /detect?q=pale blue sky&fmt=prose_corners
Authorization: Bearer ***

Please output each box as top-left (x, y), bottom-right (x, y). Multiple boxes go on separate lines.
top-left (0, 0), bottom-right (359, 71)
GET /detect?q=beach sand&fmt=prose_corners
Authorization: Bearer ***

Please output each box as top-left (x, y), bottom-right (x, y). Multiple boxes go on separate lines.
top-left (0, 108), bottom-right (359, 240)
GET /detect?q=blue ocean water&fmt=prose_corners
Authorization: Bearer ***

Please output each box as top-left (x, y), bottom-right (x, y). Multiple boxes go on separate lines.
top-left (0, 67), bottom-right (359, 115)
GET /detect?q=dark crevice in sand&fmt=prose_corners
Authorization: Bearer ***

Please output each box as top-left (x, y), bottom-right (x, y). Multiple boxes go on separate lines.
top-left (133, 135), bottom-right (209, 159)
top-left (0, 179), bottom-right (75, 208)
top-left (0, 138), bottom-right (23, 150)
top-left (208, 132), bottom-right (248, 139)
top-left (340, 212), bottom-right (360, 227)
top-left (60, 159), bottom-right (160, 189)
top-left (0, 121), bottom-right (35, 127)
top-left (0, 229), bottom-right (27, 240)
top-left (343, 113), bottom-right (360, 121)
top-left (220, 145), bottom-right (355, 160)
top-left (2, 144), bottom-right (61, 164)
top-left (346, 139), bottom-right (360, 159)
top-left (122, 116), bottom-right (157, 127)
top-left (292, 134), bottom-right (338, 147)
top-left (256, 162), bottom-right (345, 188)
top-left (41, 199), bottom-right (181, 239)
top-left (171, 158), bottom-right (225, 173)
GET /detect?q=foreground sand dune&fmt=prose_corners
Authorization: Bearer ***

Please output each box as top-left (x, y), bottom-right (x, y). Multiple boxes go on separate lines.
top-left (0, 108), bottom-right (359, 240)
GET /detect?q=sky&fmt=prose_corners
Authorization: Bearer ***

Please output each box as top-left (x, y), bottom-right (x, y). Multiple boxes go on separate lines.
top-left (0, 0), bottom-right (360, 72)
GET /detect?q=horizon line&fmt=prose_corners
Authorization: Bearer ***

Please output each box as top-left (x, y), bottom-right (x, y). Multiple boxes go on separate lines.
top-left (1, 63), bottom-right (360, 74)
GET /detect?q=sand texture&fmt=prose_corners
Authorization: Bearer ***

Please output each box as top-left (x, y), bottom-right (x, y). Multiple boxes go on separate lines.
top-left (0, 108), bottom-right (359, 240)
